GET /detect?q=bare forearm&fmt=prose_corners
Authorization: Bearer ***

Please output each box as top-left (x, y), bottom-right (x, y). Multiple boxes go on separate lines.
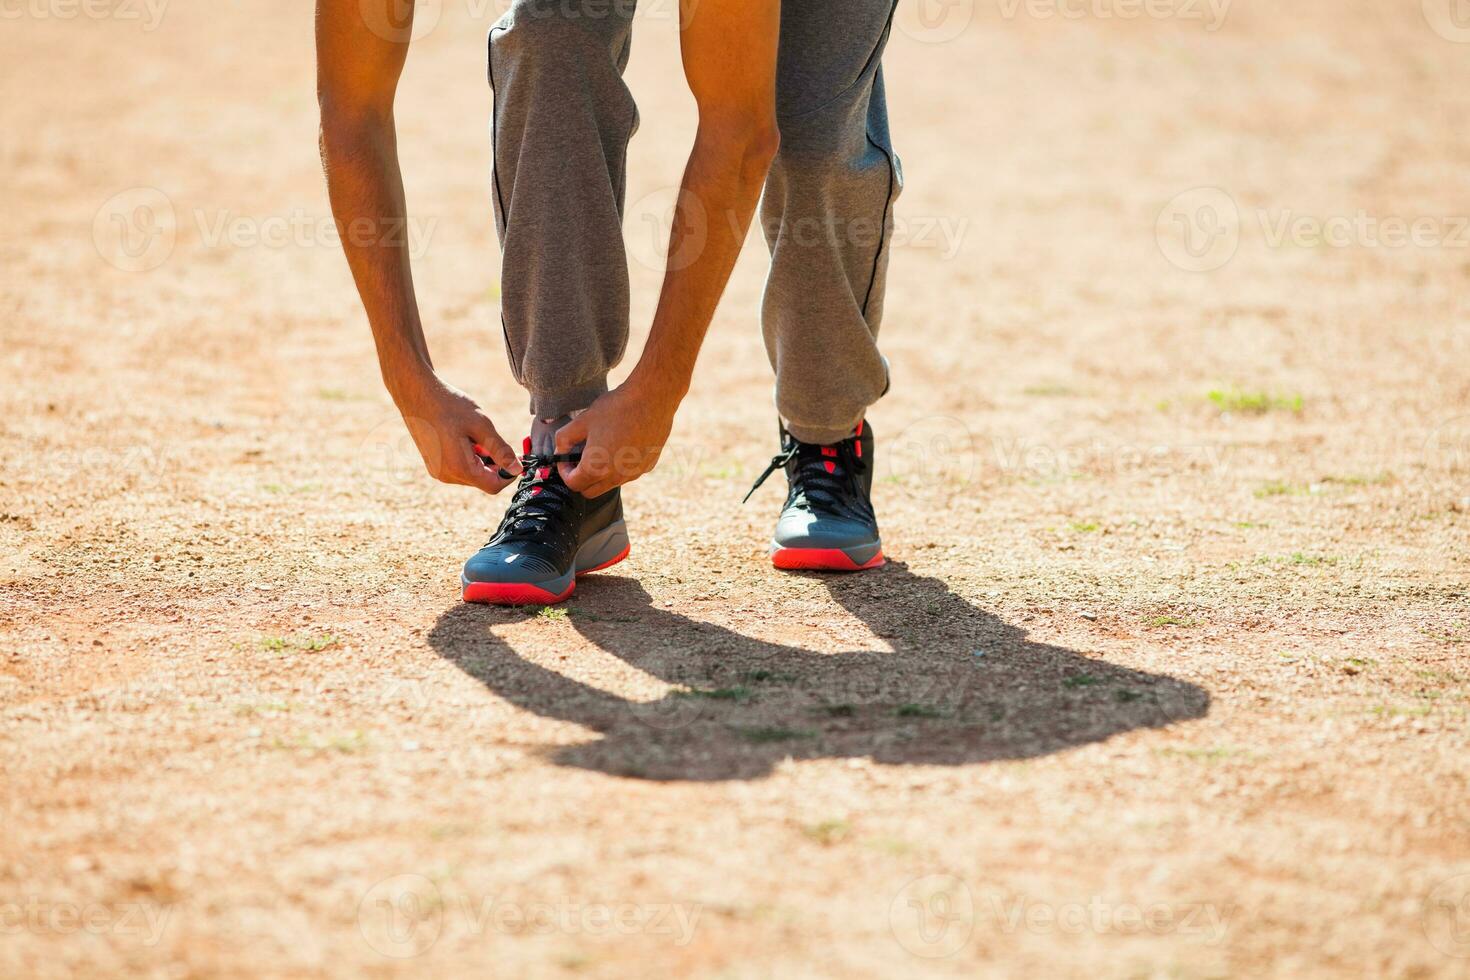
top-left (627, 123), bottom-right (778, 401)
top-left (319, 110), bottom-right (433, 403)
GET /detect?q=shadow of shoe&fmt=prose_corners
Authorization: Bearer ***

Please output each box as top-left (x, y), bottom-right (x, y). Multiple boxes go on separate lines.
top-left (426, 562), bottom-right (1208, 781)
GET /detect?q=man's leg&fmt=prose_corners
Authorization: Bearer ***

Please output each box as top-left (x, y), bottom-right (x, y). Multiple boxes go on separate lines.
top-left (746, 1), bottom-right (900, 573)
top-left (489, 0), bottom-right (639, 421)
top-left (463, 0), bottom-right (637, 606)
top-left (761, 0), bottom-right (901, 446)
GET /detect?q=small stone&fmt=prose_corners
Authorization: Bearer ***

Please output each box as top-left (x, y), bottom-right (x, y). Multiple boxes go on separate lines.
top-left (1080, 611), bottom-right (1098, 621)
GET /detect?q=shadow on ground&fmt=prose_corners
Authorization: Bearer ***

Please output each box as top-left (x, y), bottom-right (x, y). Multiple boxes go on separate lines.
top-left (426, 563), bottom-right (1209, 781)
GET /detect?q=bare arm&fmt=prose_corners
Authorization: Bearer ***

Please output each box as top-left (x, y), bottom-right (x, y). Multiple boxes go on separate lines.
top-left (558, 0), bottom-right (781, 494)
top-left (316, 0), bottom-right (520, 493)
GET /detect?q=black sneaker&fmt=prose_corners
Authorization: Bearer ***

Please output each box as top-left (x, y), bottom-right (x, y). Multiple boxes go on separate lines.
top-left (461, 439), bottom-right (629, 605)
top-left (744, 420), bottom-right (884, 571)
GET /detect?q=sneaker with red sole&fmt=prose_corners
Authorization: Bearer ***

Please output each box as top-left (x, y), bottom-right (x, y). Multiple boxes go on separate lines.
top-left (461, 440), bottom-right (629, 605)
top-left (744, 420), bottom-right (884, 572)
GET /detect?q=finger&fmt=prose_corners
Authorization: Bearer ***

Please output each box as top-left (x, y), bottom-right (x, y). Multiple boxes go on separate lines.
top-left (470, 419), bottom-right (522, 478)
top-left (458, 443), bottom-right (515, 495)
top-left (554, 415), bottom-right (589, 455)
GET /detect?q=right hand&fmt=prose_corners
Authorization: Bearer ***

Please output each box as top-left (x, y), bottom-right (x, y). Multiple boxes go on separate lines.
top-left (392, 373), bottom-right (522, 495)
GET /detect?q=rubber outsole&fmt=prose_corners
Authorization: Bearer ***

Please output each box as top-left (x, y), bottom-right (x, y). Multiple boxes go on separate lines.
top-left (462, 541), bottom-right (630, 607)
top-left (771, 546), bottom-right (885, 572)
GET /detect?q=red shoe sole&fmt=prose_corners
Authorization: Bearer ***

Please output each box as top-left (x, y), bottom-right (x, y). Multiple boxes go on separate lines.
top-left (461, 543), bottom-right (630, 606)
top-left (771, 547), bottom-right (885, 572)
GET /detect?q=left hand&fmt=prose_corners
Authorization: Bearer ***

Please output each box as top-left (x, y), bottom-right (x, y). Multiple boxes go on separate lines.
top-left (554, 380), bottom-right (679, 497)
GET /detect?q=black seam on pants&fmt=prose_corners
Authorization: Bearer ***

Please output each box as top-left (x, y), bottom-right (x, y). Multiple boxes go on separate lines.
top-left (860, 0), bottom-right (900, 320)
top-left (487, 24), bottom-right (523, 382)
top-left (860, 130), bottom-right (896, 320)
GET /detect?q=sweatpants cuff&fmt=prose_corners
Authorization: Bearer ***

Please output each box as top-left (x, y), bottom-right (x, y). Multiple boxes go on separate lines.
top-left (528, 375), bottom-right (609, 418)
top-left (785, 419), bottom-right (863, 445)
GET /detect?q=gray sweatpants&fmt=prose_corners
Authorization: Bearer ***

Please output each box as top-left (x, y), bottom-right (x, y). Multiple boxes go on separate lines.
top-left (488, 0), bottom-right (901, 445)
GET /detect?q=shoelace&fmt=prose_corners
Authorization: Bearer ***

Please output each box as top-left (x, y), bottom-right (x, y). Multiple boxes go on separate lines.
top-left (483, 452), bottom-right (583, 540)
top-left (743, 438), bottom-right (866, 507)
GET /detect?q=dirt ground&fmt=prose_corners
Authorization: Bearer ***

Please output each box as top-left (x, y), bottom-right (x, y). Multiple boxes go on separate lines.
top-left (3, 0), bottom-right (1469, 976)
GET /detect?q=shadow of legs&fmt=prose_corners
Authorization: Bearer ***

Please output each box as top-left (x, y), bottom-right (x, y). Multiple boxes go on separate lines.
top-left (427, 564), bottom-right (1208, 781)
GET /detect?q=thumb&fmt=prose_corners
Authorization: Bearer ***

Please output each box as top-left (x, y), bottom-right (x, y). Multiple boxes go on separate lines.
top-left (554, 414), bottom-right (589, 456)
top-left (470, 421), bottom-right (522, 478)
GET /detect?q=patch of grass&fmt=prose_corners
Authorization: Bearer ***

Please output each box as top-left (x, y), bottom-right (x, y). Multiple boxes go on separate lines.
top-left (262, 483), bottom-right (321, 496)
top-left (1234, 520), bottom-right (1269, 529)
top-left (1255, 480), bottom-right (1309, 498)
top-left (535, 607), bottom-right (568, 621)
top-left (1420, 624), bottom-right (1468, 645)
top-left (315, 388), bottom-right (353, 401)
top-left (1114, 689), bottom-right (1143, 703)
top-left (1068, 521), bottom-right (1101, 533)
top-left (1367, 704), bottom-right (1433, 718)
top-left (680, 686), bottom-right (752, 703)
top-left (731, 725), bottom-right (815, 744)
top-left (259, 633), bottom-right (339, 654)
top-left (1156, 745), bottom-right (1252, 762)
top-left (268, 730), bottom-right (370, 754)
top-left (1063, 674), bottom-right (1101, 688)
top-left (1320, 472), bottom-right (1394, 487)
top-left (1256, 552), bottom-right (1339, 567)
top-left (1207, 388), bottom-right (1304, 415)
top-left (802, 819), bottom-right (852, 846)
top-left (233, 701), bottom-right (293, 716)
top-left (1147, 615), bottom-right (1199, 628)
top-left (894, 703), bottom-right (948, 718)
top-left (820, 704), bottom-right (856, 718)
